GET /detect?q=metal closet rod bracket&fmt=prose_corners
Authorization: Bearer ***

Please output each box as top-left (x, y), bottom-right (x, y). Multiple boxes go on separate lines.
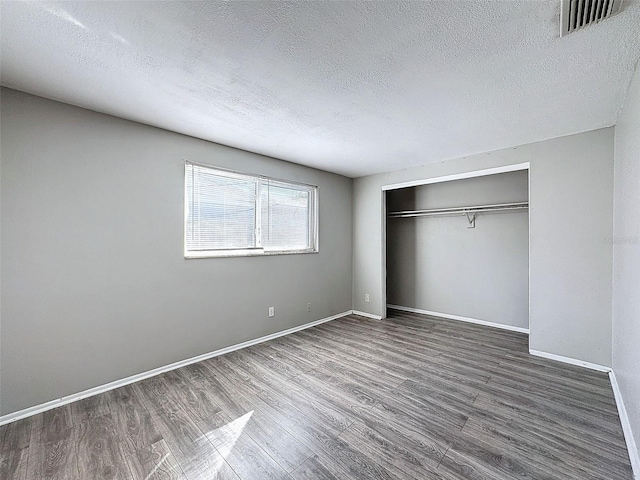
top-left (465, 212), bottom-right (476, 229)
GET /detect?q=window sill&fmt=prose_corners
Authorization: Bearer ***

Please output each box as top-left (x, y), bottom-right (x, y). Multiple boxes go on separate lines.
top-left (184, 248), bottom-right (319, 259)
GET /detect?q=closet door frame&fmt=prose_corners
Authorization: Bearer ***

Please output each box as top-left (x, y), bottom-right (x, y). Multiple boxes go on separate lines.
top-left (380, 162), bottom-right (530, 322)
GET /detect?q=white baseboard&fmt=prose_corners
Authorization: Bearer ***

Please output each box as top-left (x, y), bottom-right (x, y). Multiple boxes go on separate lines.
top-left (0, 310), bottom-right (351, 427)
top-left (528, 349), bottom-right (612, 373)
top-left (352, 310), bottom-right (383, 320)
top-left (387, 304), bottom-right (530, 334)
top-left (609, 371), bottom-right (640, 479)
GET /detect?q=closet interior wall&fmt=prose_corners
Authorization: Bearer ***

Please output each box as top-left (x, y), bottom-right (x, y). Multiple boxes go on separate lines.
top-left (386, 170), bottom-right (529, 330)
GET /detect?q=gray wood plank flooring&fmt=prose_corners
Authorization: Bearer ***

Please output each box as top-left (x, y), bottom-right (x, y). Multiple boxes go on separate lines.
top-left (0, 310), bottom-right (633, 479)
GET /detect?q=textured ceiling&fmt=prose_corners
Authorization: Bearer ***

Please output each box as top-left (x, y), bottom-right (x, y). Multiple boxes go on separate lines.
top-left (1, 1), bottom-right (640, 177)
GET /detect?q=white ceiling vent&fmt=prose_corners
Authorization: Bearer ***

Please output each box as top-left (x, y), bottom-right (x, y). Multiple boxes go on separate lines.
top-left (560, 0), bottom-right (624, 36)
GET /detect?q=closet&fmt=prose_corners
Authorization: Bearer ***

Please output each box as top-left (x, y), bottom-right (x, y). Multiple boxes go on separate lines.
top-left (385, 170), bottom-right (529, 330)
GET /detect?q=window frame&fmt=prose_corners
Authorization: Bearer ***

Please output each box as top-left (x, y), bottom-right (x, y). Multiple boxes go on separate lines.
top-left (184, 161), bottom-right (318, 259)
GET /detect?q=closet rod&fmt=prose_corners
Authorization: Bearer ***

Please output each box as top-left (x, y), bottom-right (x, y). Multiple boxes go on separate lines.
top-left (387, 201), bottom-right (528, 218)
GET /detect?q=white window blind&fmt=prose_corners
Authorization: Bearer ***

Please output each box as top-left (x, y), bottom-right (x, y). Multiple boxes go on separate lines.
top-left (260, 180), bottom-right (311, 251)
top-left (185, 162), bottom-right (317, 258)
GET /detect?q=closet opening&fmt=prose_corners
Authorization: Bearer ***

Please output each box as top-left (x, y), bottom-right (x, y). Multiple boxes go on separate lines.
top-left (382, 164), bottom-right (530, 335)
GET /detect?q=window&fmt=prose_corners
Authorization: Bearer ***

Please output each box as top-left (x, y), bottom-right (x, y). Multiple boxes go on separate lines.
top-left (184, 162), bottom-right (318, 258)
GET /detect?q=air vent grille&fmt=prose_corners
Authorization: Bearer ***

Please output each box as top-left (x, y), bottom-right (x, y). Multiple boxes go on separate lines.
top-left (560, 0), bottom-right (624, 36)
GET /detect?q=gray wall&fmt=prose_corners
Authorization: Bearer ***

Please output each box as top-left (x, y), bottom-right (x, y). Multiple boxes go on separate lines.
top-left (354, 128), bottom-right (614, 367)
top-left (0, 88), bottom-right (353, 416)
top-left (386, 171), bottom-right (529, 329)
top-left (613, 61), bottom-right (640, 460)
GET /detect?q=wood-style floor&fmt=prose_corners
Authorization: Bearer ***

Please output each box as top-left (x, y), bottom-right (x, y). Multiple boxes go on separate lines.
top-left (0, 310), bottom-right (633, 479)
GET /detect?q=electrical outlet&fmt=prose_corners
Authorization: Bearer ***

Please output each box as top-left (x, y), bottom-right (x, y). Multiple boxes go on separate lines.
top-left (365, 294), bottom-right (370, 303)
top-left (268, 306), bottom-right (275, 317)
top-left (307, 303), bottom-right (312, 313)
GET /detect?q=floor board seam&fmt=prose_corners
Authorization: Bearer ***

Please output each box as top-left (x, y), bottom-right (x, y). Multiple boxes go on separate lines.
top-left (286, 452), bottom-right (314, 475)
top-left (459, 416), bottom-right (470, 432)
top-left (436, 446), bottom-right (451, 469)
top-left (336, 419), bottom-right (357, 438)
